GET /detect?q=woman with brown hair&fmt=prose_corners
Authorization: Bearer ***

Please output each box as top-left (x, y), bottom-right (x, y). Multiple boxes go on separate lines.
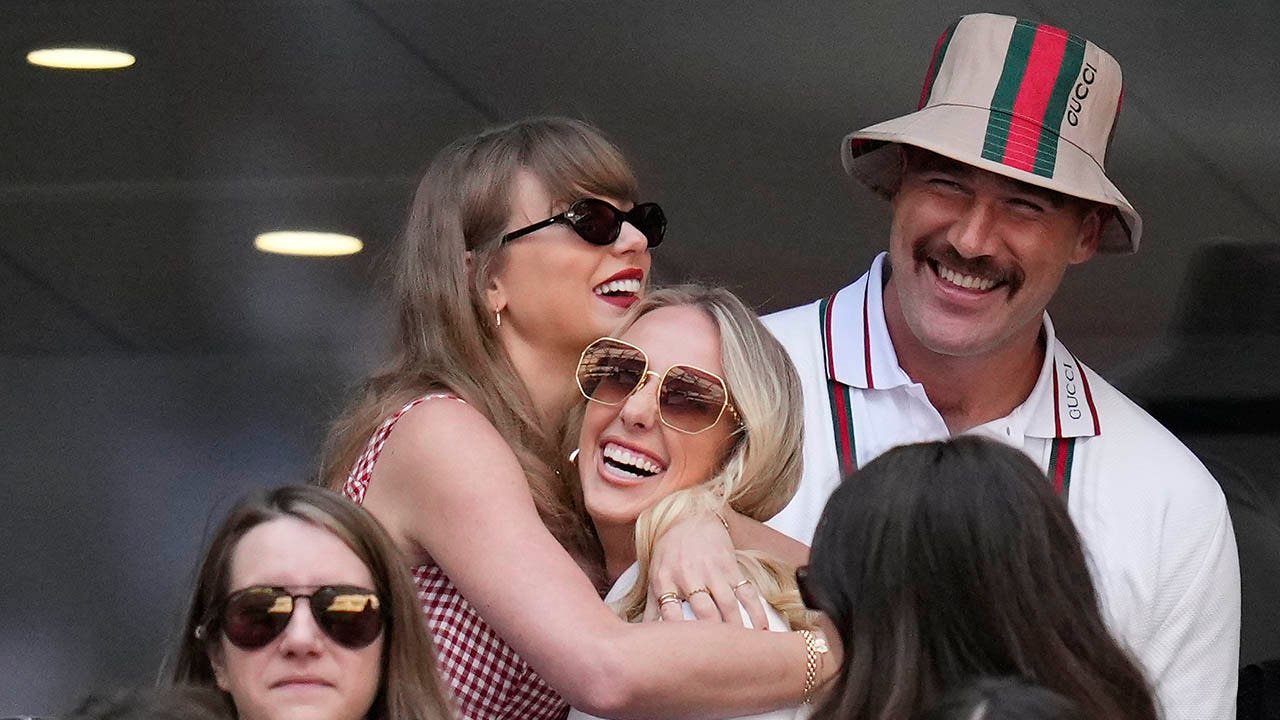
top-left (800, 436), bottom-right (1156, 720)
top-left (170, 484), bottom-right (452, 720)
top-left (321, 117), bottom-right (829, 719)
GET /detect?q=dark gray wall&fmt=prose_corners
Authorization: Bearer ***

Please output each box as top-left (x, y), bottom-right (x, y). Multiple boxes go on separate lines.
top-left (1, 349), bottom-right (375, 713)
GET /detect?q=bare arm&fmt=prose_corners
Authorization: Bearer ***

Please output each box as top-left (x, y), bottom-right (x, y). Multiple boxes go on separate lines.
top-left (361, 401), bottom-right (835, 719)
top-left (723, 507), bottom-right (810, 568)
top-left (646, 505), bottom-right (811, 627)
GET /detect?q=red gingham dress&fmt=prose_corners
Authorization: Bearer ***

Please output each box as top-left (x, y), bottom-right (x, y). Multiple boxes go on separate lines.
top-left (344, 394), bottom-right (569, 720)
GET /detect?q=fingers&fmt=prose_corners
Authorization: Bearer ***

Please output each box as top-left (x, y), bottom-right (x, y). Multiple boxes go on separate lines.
top-left (649, 564), bottom-right (682, 621)
top-left (709, 583), bottom-right (742, 625)
top-left (643, 588), bottom-right (660, 622)
top-left (694, 552), bottom-right (751, 624)
top-left (659, 592), bottom-right (687, 622)
top-left (683, 587), bottom-right (719, 621)
top-left (734, 580), bottom-right (770, 630)
top-left (647, 580), bottom-right (766, 627)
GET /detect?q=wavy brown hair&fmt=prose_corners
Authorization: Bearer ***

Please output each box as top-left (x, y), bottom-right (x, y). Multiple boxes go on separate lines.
top-left (169, 485), bottom-right (452, 720)
top-left (321, 117), bottom-right (639, 567)
top-left (805, 437), bottom-right (1156, 720)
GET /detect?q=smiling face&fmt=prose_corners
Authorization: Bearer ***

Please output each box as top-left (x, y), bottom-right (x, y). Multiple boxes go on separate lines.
top-left (885, 149), bottom-right (1101, 360)
top-left (487, 171), bottom-right (653, 356)
top-left (208, 517), bottom-right (382, 720)
top-left (577, 305), bottom-right (740, 532)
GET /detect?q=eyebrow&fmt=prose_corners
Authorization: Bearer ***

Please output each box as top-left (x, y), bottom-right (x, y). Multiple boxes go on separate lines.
top-left (909, 151), bottom-right (1068, 209)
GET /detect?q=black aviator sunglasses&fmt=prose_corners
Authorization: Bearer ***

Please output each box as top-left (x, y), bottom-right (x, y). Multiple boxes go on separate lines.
top-left (195, 585), bottom-right (385, 650)
top-left (501, 198), bottom-right (666, 248)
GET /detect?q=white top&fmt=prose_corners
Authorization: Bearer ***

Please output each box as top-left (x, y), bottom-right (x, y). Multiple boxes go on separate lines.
top-left (762, 252), bottom-right (1240, 720)
top-left (567, 563), bottom-right (808, 720)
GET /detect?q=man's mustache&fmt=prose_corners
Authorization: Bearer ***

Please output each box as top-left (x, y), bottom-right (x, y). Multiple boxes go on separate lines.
top-left (912, 242), bottom-right (1025, 297)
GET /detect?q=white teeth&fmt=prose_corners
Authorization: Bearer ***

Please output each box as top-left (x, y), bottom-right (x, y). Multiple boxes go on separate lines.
top-left (937, 264), bottom-right (997, 291)
top-left (602, 442), bottom-right (664, 476)
top-left (594, 278), bottom-right (642, 296)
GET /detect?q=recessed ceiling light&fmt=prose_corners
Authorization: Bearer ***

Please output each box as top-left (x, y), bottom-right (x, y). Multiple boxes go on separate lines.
top-left (254, 231), bottom-right (363, 257)
top-left (26, 47), bottom-right (136, 70)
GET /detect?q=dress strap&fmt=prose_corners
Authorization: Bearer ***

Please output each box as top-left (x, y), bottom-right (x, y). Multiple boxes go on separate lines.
top-left (343, 393), bottom-right (466, 504)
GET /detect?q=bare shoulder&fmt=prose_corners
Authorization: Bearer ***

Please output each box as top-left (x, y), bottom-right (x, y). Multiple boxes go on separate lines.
top-left (375, 396), bottom-right (521, 488)
top-left (362, 396), bottom-right (529, 545)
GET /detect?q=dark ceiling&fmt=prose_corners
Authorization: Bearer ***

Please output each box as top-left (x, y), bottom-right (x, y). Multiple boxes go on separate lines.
top-left (3, 0), bottom-right (1278, 365)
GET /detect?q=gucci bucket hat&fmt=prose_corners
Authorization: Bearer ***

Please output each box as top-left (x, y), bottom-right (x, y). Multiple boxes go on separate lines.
top-left (843, 13), bottom-right (1141, 253)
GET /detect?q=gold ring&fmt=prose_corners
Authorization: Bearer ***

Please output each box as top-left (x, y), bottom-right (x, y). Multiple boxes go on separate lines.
top-left (685, 586), bottom-right (711, 597)
top-left (732, 579), bottom-right (752, 590)
top-left (657, 591), bottom-right (681, 605)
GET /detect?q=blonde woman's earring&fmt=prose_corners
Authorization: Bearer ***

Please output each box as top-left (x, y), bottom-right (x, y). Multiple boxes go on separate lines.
top-left (495, 310), bottom-right (502, 327)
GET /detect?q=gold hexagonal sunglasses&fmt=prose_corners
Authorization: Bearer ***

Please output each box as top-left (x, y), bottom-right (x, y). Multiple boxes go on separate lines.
top-left (576, 336), bottom-right (740, 435)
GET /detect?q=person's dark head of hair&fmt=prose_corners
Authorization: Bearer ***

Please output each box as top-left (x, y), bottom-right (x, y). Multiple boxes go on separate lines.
top-left (923, 676), bottom-right (1083, 720)
top-left (804, 436), bottom-right (1155, 720)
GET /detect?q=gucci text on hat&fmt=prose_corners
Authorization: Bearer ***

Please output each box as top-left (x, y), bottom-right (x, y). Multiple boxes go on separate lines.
top-left (842, 13), bottom-right (1141, 253)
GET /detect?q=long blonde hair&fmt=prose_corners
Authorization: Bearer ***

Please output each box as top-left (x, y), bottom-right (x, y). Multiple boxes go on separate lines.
top-left (569, 285), bottom-right (814, 627)
top-left (322, 117), bottom-right (638, 566)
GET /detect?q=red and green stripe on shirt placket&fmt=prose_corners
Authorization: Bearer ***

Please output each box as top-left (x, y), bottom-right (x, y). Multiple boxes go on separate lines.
top-left (981, 19), bottom-right (1087, 178)
top-left (1047, 349), bottom-right (1098, 500)
top-left (1048, 437), bottom-right (1076, 499)
top-left (821, 282), bottom-right (875, 479)
top-left (820, 293), bottom-right (859, 479)
top-left (819, 287), bottom-right (1076, 499)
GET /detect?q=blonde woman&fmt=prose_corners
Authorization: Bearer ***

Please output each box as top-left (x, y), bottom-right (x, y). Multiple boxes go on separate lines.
top-left (568, 284), bottom-right (817, 720)
top-left (322, 118), bottom-right (831, 719)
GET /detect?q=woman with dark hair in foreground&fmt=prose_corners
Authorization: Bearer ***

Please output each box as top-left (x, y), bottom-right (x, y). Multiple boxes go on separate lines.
top-left (169, 485), bottom-right (452, 720)
top-left (800, 436), bottom-right (1156, 720)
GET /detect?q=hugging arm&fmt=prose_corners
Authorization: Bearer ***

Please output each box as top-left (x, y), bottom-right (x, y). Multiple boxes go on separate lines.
top-left (647, 504), bottom-right (811, 627)
top-left (361, 400), bottom-right (836, 719)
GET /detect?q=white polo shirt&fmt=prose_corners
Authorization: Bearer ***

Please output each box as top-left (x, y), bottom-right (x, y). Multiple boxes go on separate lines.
top-left (762, 252), bottom-right (1240, 720)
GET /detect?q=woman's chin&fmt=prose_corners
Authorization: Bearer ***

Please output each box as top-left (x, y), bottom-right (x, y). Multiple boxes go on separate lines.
top-left (584, 499), bottom-right (641, 533)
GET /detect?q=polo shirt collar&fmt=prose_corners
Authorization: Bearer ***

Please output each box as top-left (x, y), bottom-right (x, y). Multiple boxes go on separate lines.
top-left (824, 252), bottom-right (912, 390)
top-left (1024, 316), bottom-right (1103, 439)
top-left (827, 252), bottom-right (1102, 439)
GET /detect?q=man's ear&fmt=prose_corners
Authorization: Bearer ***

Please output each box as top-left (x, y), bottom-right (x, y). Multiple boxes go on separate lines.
top-left (1069, 205), bottom-right (1105, 265)
top-left (886, 144), bottom-right (911, 199)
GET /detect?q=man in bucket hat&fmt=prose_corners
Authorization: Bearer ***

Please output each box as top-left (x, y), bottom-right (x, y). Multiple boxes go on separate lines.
top-left (763, 13), bottom-right (1239, 718)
